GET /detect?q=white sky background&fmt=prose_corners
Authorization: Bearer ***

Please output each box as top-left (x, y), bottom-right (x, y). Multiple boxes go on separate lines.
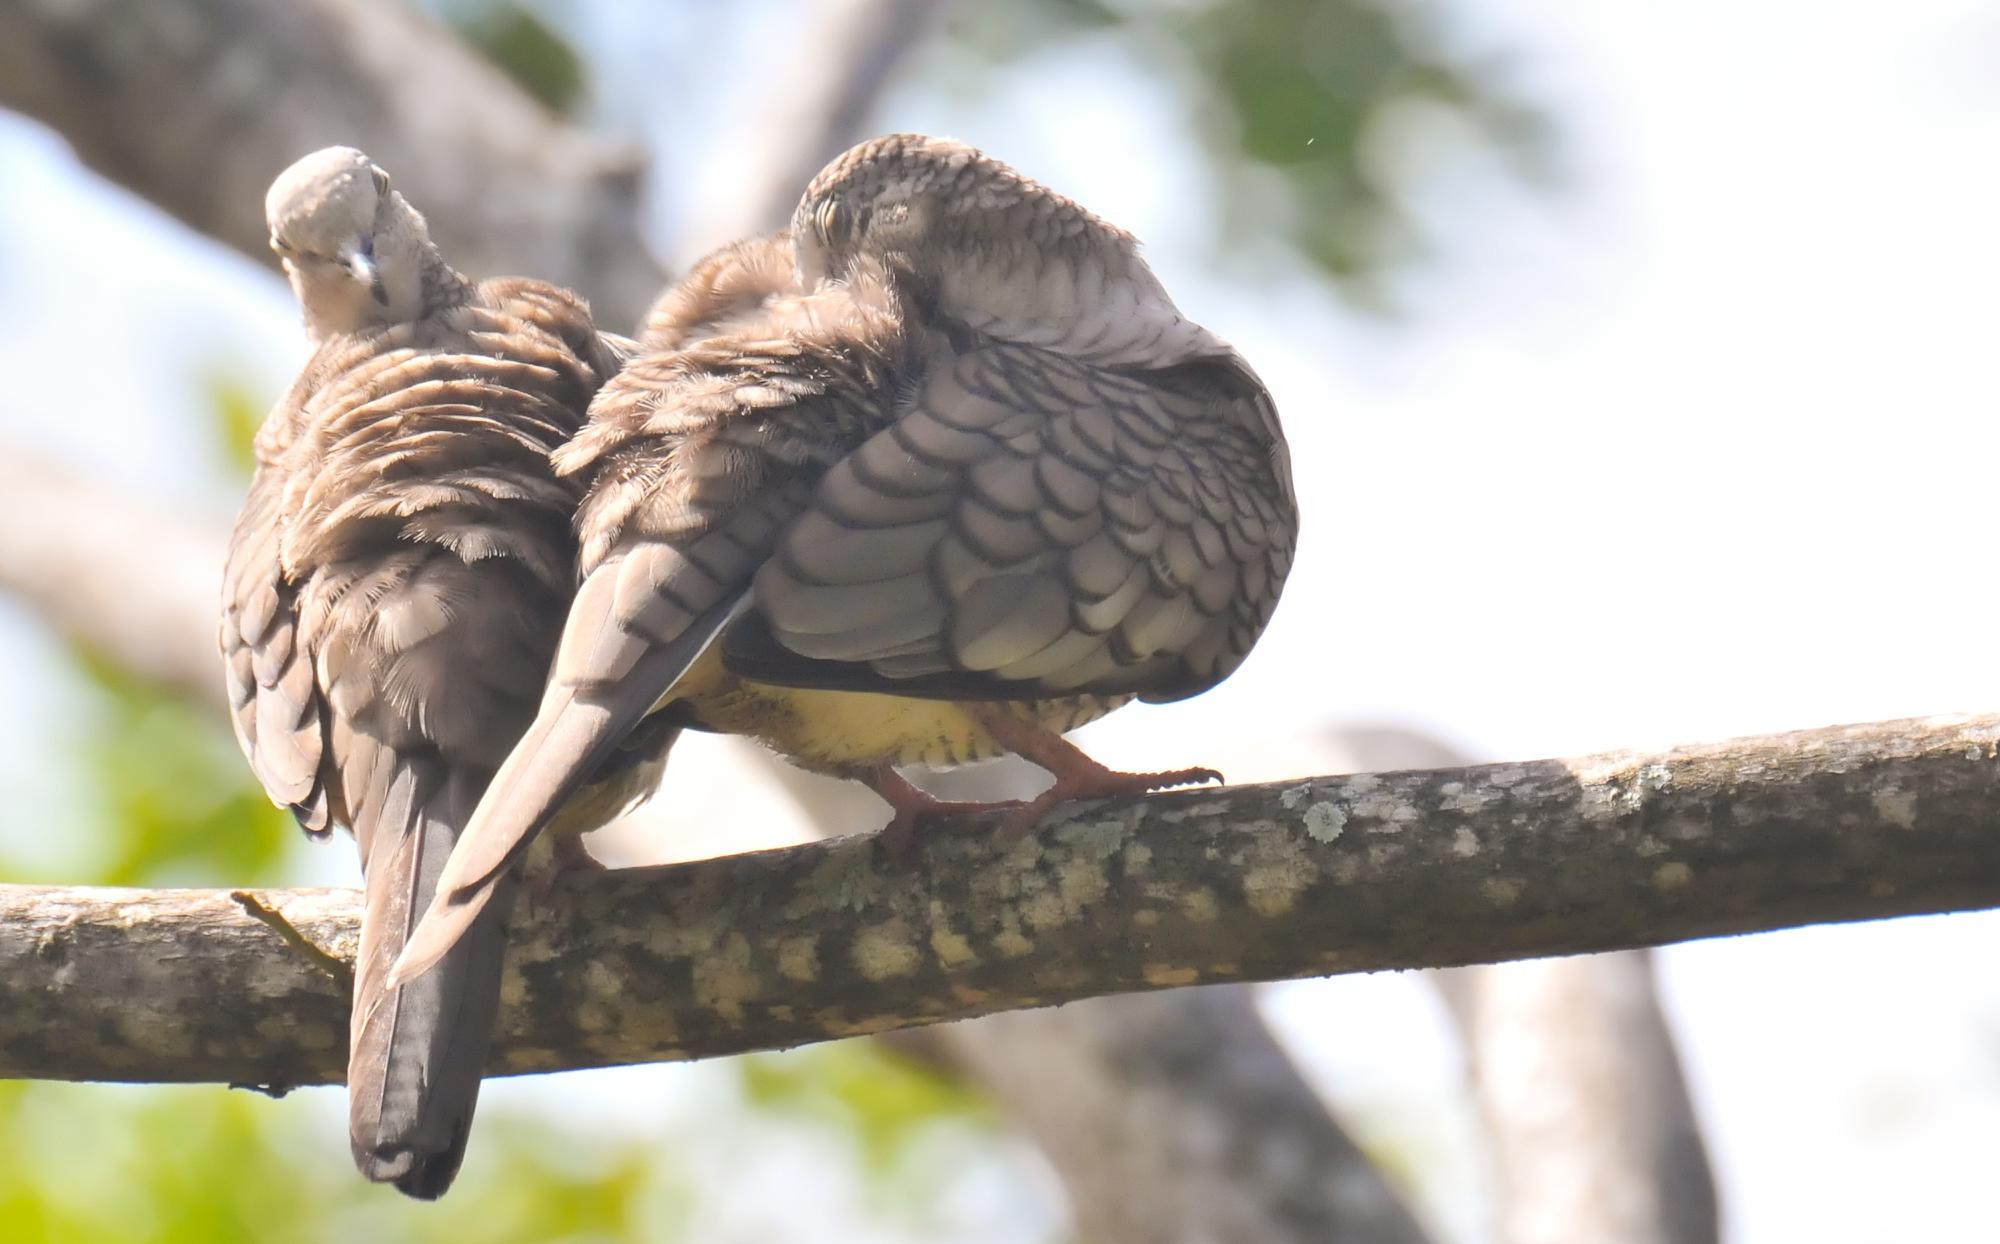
top-left (1, 0), bottom-right (1998, 1240)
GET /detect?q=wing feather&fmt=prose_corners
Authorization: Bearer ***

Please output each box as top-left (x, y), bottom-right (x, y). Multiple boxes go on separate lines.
top-left (743, 340), bottom-right (1295, 702)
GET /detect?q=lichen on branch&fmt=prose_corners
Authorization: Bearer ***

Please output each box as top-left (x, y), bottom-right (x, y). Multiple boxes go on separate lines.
top-left (4, 713), bottom-right (1998, 1087)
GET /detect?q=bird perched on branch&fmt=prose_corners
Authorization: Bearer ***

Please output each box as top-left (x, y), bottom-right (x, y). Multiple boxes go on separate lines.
top-left (220, 147), bottom-right (633, 1198)
top-left (392, 132), bottom-right (1298, 986)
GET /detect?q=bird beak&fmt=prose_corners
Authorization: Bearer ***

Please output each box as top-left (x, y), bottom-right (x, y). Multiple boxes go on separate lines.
top-left (342, 236), bottom-right (389, 306)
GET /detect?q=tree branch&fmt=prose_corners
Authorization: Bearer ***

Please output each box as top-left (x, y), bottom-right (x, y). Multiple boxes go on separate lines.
top-left (6, 713), bottom-right (1997, 1087)
top-left (0, 0), bottom-right (663, 327)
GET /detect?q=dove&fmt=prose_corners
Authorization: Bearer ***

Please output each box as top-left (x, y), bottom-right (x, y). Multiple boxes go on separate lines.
top-left (220, 146), bottom-right (634, 1198)
top-left (391, 133), bottom-right (1298, 987)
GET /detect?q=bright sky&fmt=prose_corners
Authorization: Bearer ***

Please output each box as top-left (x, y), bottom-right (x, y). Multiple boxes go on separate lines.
top-left (1, 0), bottom-right (1997, 1240)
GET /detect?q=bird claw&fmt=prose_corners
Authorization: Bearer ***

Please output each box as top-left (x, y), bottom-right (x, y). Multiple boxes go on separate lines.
top-left (866, 765), bottom-right (1024, 860)
top-left (993, 764), bottom-right (1225, 842)
top-left (869, 706), bottom-right (1229, 852)
top-left (876, 808), bottom-right (923, 860)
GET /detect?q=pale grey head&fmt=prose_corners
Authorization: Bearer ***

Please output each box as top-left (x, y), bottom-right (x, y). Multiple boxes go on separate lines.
top-left (791, 134), bottom-right (1209, 365)
top-left (265, 147), bottom-right (447, 339)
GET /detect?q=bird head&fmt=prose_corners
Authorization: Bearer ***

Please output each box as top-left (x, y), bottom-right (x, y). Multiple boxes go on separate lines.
top-left (791, 134), bottom-right (1190, 363)
top-left (265, 147), bottom-right (439, 339)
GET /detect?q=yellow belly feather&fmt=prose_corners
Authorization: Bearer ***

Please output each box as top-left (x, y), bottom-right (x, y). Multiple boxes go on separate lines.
top-left (667, 645), bottom-right (1127, 776)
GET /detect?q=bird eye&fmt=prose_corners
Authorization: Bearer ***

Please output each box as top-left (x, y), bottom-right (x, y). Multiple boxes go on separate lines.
top-left (371, 167), bottom-right (390, 196)
top-left (815, 198), bottom-right (844, 243)
top-left (270, 233), bottom-right (292, 255)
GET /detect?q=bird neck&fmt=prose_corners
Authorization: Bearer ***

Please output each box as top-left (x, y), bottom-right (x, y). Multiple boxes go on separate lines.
top-left (417, 248), bottom-right (474, 318)
top-left (292, 246), bottom-right (470, 343)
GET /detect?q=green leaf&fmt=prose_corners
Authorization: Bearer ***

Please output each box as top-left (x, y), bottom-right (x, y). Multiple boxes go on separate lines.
top-left (946, 0), bottom-right (1556, 299)
top-left (201, 372), bottom-right (267, 477)
top-left (741, 1041), bottom-right (991, 1175)
top-left (444, 2), bottom-right (588, 118)
top-left (1179, 0), bottom-right (1552, 294)
top-left (40, 651), bottom-right (297, 888)
top-left (0, 1080), bottom-right (689, 1244)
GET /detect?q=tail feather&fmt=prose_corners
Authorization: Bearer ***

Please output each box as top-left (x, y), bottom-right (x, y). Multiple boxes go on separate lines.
top-left (348, 760), bottom-right (514, 1199)
top-left (388, 585), bottom-right (752, 990)
top-left (387, 688), bottom-right (622, 988)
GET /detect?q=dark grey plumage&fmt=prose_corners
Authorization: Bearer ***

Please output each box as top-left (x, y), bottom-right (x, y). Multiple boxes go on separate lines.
top-left (222, 147), bottom-right (622, 1198)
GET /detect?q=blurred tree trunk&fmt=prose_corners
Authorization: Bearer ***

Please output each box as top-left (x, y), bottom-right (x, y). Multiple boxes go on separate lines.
top-left (930, 988), bottom-right (1435, 1244)
top-left (1437, 954), bottom-right (1719, 1244)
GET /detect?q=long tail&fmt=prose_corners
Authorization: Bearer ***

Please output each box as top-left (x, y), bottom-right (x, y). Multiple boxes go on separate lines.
top-left (348, 760), bottom-right (514, 1199)
top-left (388, 568), bottom-right (749, 990)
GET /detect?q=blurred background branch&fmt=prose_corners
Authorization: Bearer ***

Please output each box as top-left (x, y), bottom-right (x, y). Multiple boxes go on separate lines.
top-left (0, 0), bottom-right (663, 327)
top-left (920, 986), bottom-right (1437, 1244)
top-left (679, 0), bottom-right (956, 253)
top-left (1438, 954), bottom-right (1719, 1244)
top-left (0, 449), bottom-right (226, 709)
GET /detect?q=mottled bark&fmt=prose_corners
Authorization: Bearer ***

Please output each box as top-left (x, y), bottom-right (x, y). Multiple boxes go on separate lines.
top-left (4, 714), bottom-right (1996, 1087)
top-left (0, 0), bottom-right (663, 327)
